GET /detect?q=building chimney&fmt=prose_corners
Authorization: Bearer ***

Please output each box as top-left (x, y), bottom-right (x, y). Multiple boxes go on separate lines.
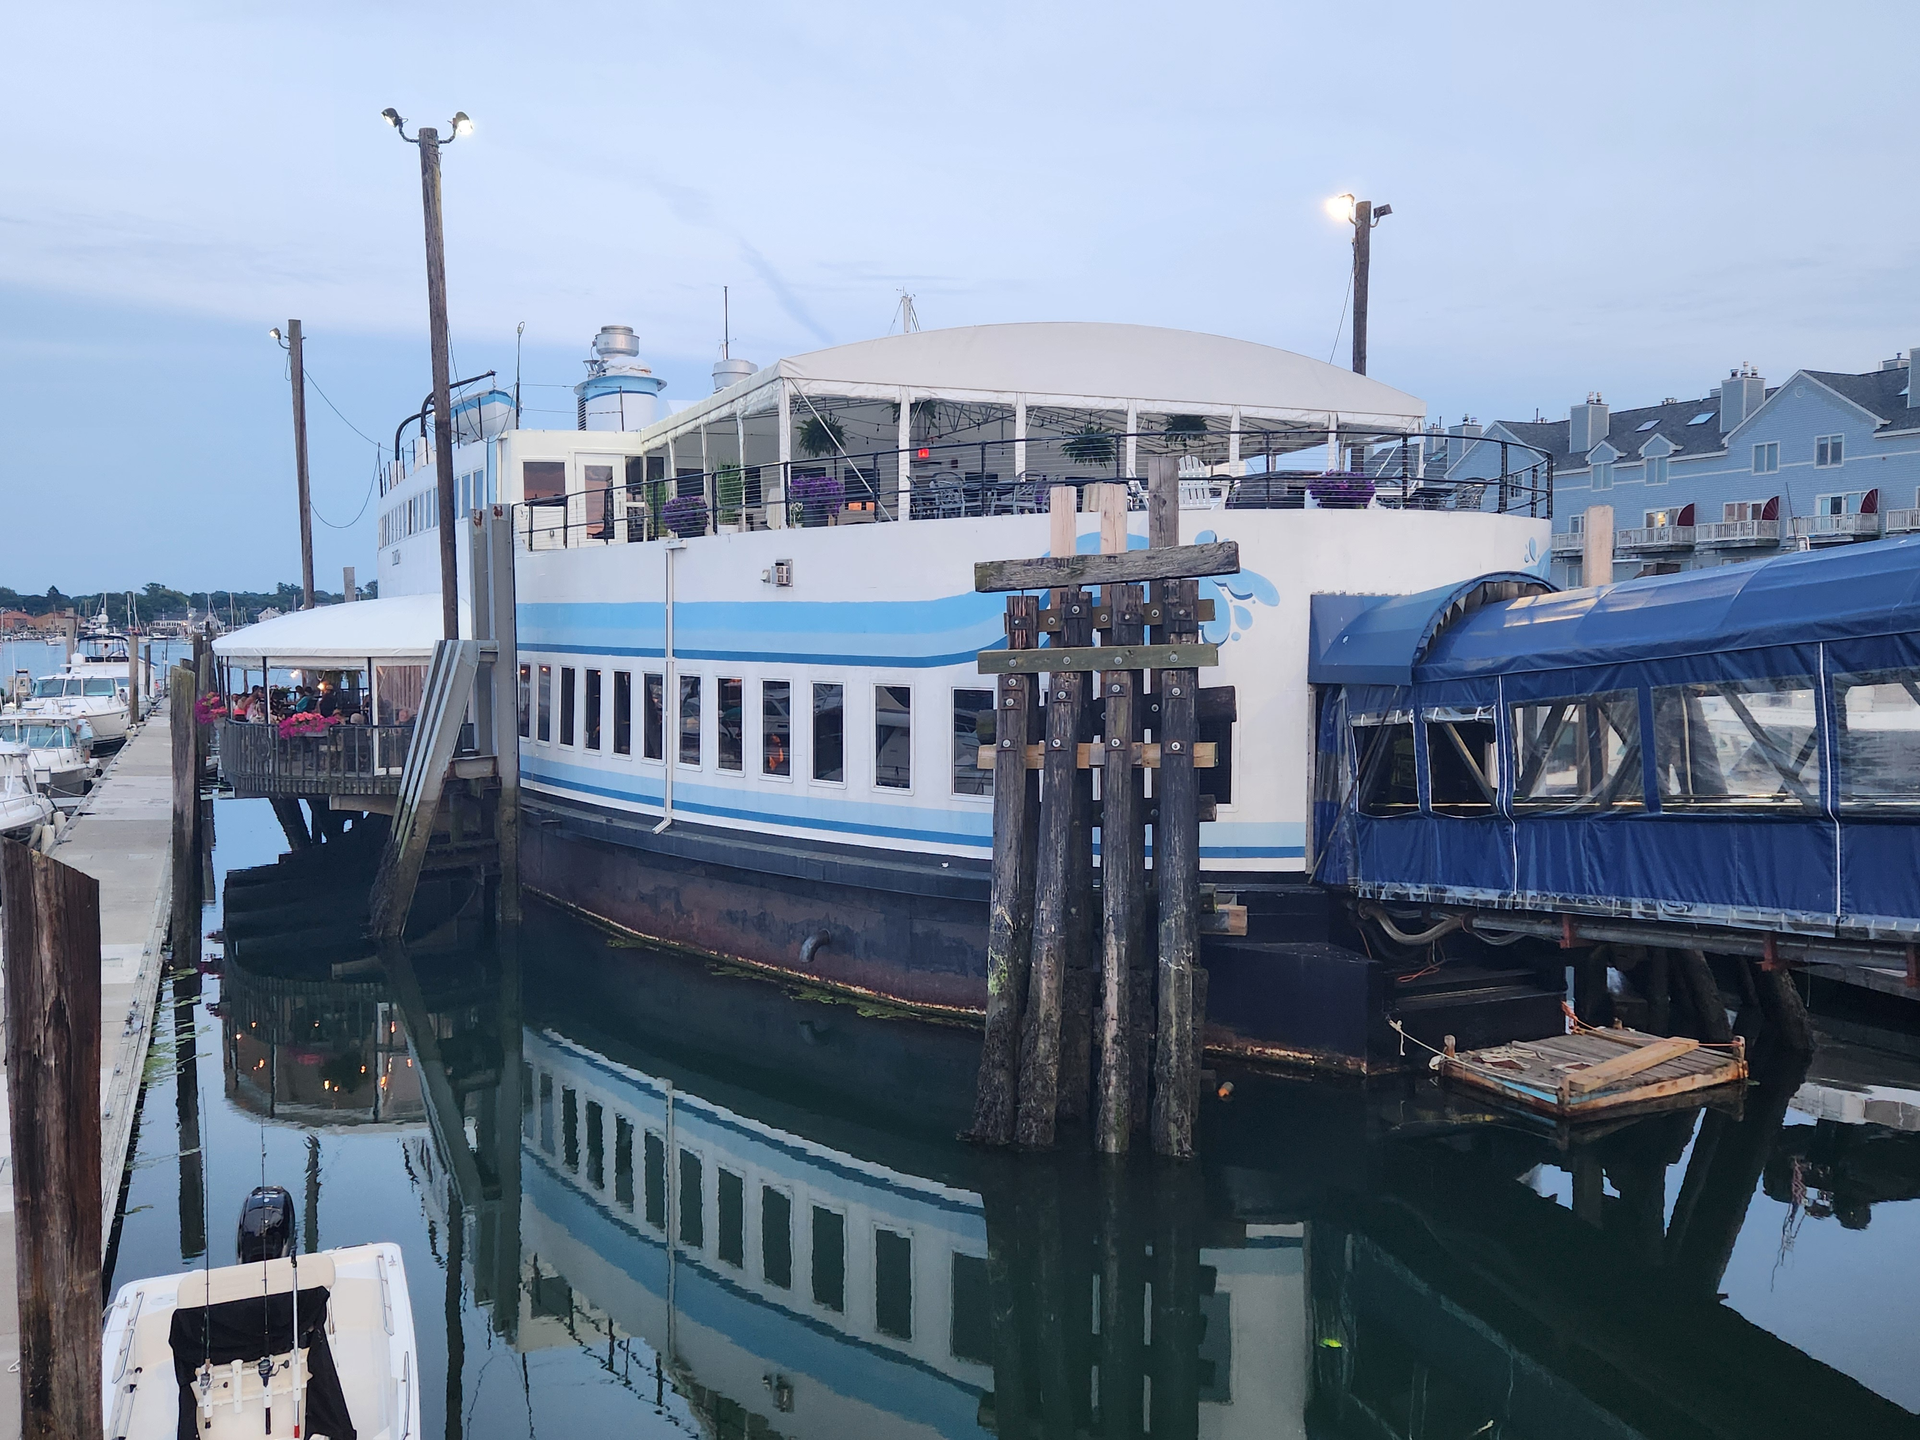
top-left (1447, 418), bottom-right (1483, 470)
top-left (1569, 393), bottom-right (1610, 454)
top-left (1718, 363), bottom-right (1766, 433)
top-left (1907, 350), bottom-right (1917, 410)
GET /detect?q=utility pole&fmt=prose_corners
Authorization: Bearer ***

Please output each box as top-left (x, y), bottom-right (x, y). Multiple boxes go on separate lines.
top-left (1346, 199), bottom-right (1391, 377)
top-left (289, 320), bottom-right (315, 607)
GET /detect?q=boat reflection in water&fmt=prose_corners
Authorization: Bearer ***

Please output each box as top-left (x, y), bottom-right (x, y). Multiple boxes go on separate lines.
top-left (390, 910), bottom-right (1920, 1440)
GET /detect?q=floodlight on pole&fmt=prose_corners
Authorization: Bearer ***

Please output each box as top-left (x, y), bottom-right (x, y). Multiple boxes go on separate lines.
top-left (1324, 192), bottom-right (1355, 223)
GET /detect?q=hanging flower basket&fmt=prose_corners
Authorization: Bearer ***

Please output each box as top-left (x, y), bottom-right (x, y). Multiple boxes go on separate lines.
top-left (790, 473), bottom-right (844, 527)
top-left (1062, 426), bottom-right (1116, 467)
top-left (278, 711), bottom-right (341, 740)
top-left (193, 692), bottom-right (228, 725)
top-left (662, 494), bottom-right (709, 538)
top-left (1308, 473), bottom-right (1375, 509)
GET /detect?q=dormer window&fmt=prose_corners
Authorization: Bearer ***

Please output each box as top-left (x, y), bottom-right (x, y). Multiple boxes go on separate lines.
top-left (1647, 454), bottom-right (1669, 485)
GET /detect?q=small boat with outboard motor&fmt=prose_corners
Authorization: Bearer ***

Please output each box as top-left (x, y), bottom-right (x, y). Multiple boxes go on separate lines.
top-left (102, 1186), bottom-right (418, 1440)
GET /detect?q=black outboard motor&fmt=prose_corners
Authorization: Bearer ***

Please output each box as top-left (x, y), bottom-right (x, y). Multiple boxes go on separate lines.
top-left (236, 1185), bottom-right (296, 1262)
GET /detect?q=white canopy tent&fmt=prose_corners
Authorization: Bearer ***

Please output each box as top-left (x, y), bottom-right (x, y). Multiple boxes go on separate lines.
top-left (212, 595), bottom-right (440, 667)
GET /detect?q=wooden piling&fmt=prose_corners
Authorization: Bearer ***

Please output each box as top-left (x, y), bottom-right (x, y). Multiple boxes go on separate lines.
top-left (0, 840), bottom-right (103, 1440)
top-left (169, 665), bottom-right (200, 966)
top-left (1094, 478), bottom-right (1144, 1151)
top-left (971, 593), bottom-right (1043, 1145)
top-left (1150, 576), bottom-right (1202, 1160)
top-left (1676, 948), bottom-right (1734, 1043)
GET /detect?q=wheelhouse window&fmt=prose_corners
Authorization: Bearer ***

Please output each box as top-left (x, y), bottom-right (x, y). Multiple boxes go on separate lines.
top-left (559, 666), bottom-right (576, 746)
top-left (584, 669), bottom-right (602, 750)
top-left (1352, 713), bottom-right (1418, 817)
top-left (812, 1206), bottom-right (846, 1312)
top-left (1511, 692), bottom-right (1643, 812)
top-left (1653, 678), bottom-right (1820, 812)
top-left (643, 673), bottom-right (664, 760)
top-left (875, 685), bottom-right (912, 789)
top-left (762, 1187), bottom-right (793, 1289)
top-left (875, 1229), bottom-right (913, 1340)
top-left (717, 678), bottom-right (744, 772)
top-left (537, 665), bottom-right (552, 743)
top-left (814, 683), bottom-right (845, 782)
top-left (522, 460), bottom-right (566, 501)
top-left (1835, 668), bottom-right (1920, 810)
top-left (679, 675), bottom-right (702, 766)
top-left (952, 688), bottom-right (994, 796)
top-left (612, 671), bottom-right (631, 755)
top-left (1424, 706), bottom-right (1499, 817)
top-left (763, 681), bottom-right (791, 776)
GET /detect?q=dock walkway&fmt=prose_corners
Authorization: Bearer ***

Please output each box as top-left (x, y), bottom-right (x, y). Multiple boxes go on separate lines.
top-left (0, 703), bottom-right (174, 1436)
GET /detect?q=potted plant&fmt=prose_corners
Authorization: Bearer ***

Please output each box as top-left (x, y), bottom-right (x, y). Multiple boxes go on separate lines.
top-left (1163, 414), bottom-right (1209, 445)
top-left (790, 472), bottom-right (844, 527)
top-left (1308, 472), bottom-right (1376, 509)
top-left (662, 494), bottom-right (709, 538)
top-left (797, 415), bottom-right (846, 458)
top-left (1062, 425), bottom-right (1116, 467)
top-left (715, 464), bottom-right (745, 530)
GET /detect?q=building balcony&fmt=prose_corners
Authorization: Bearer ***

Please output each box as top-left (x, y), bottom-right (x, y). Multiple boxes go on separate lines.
top-left (1550, 531), bottom-right (1585, 557)
top-left (1616, 525), bottom-right (1695, 554)
top-left (1789, 514), bottom-right (1883, 545)
top-left (1878, 508), bottom-right (1920, 535)
top-left (1695, 518), bottom-right (1781, 549)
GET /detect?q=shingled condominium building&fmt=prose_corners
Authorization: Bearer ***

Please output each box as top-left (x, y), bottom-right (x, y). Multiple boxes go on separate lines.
top-left (1448, 350), bottom-right (1919, 587)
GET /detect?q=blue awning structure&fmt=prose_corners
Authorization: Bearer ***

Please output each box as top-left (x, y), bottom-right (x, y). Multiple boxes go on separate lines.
top-left (1308, 573), bottom-right (1555, 686)
top-left (1422, 534), bottom-right (1920, 682)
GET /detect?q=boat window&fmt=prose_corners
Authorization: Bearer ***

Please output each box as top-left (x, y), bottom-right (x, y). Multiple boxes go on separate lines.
top-left (643, 1132), bottom-right (666, 1230)
top-left (643, 674), bottom-right (663, 760)
top-left (812, 1206), bottom-right (846, 1312)
top-left (518, 666), bottom-right (531, 738)
top-left (953, 688), bottom-right (994, 796)
top-left (1352, 713), bottom-right (1418, 818)
top-left (762, 1187), bottom-right (794, 1289)
top-left (1425, 706), bottom-right (1499, 817)
top-left (679, 1149), bottom-right (704, 1248)
top-left (30, 678), bottom-right (63, 699)
top-left (763, 681), bottom-right (792, 776)
top-left (537, 665), bottom-right (552, 743)
top-left (584, 1100), bottom-right (603, 1188)
top-left (1834, 668), bottom-right (1920, 810)
top-left (876, 685), bottom-right (912, 789)
top-left (1654, 679), bottom-right (1820, 812)
top-left (84, 678), bottom-right (117, 697)
top-left (561, 1087), bottom-right (578, 1171)
top-left (1511, 692), bottom-right (1644, 813)
top-left (718, 678), bottom-right (744, 772)
top-left (613, 1117), bottom-right (634, 1210)
top-left (679, 676), bottom-right (702, 766)
top-left (612, 672), bottom-right (631, 755)
top-left (814, 683), bottom-right (845, 782)
top-left (538, 1072), bottom-right (554, 1154)
top-left (875, 1229), bottom-right (913, 1339)
top-left (584, 670), bottom-right (602, 751)
top-left (950, 1254), bottom-right (992, 1363)
top-left (559, 667), bottom-right (576, 746)
top-left (718, 1168), bottom-right (745, 1268)
top-left (523, 460), bottom-right (566, 501)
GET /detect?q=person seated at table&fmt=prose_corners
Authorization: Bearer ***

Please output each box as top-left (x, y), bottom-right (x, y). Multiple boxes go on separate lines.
top-left (316, 681), bottom-right (339, 718)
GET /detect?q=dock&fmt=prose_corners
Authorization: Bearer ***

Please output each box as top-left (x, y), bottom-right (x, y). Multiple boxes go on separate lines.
top-left (0, 702), bottom-right (173, 1434)
top-left (1437, 1022), bottom-right (1748, 1120)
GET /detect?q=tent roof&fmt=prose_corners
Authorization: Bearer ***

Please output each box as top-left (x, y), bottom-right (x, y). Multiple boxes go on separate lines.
top-left (1309, 574), bottom-right (1557, 687)
top-left (212, 594), bottom-right (439, 666)
top-left (1420, 536), bottom-right (1920, 682)
top-left (658, 321), bottom-right (1427, 433)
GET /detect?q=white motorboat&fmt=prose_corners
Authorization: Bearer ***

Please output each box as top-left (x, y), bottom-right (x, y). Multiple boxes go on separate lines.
top-left (0, 714), bottom-right (97, 798)
top-left (12, 632), bottom-right (137, 743)
top-left (0, 751), bottom-right (53, 838)
top-left (102, 1189), bottom-right (418, 1440)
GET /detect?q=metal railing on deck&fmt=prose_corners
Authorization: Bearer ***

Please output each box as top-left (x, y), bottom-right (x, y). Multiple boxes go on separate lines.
top-left (218, 718), bottom-right (417, 798)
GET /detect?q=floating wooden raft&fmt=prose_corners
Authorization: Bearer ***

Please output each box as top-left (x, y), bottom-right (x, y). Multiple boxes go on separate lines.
top-left (1436, 1024), bottom-right (1747, 1119)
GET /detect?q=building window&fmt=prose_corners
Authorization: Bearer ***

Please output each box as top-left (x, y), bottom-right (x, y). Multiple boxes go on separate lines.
top-left (518, 664), bottom-right (531, 738)
top-left (762, 1188), bottom-right (793, 1289)
top-left (814, 683), bottom-right (845, 782)
top-left (763, 681), bottom-right (792, 776)
top-left (679, 675), bottom-right (702, 766)
top-left (875, 1229), bottom-right (914, 1340)
top-left (952, 688), bottom-right (994, 796)
top-left (1592, 462), bottom-right (1614, 490)
top-left (1816, 492), bottom-right (1864, 517)
top-left (584, 670), bottom-right (602, 750)
top-left (1645, 509), bottom-right (1677, 528)
top-left (717, 1169), bottom-right (745, 1268)
top-left (643, 673), bottom-right (664, 760)
top-left (1724, 501), bottom-right (1765, 522)
top-left (812, 1206), bottom-right (846, 1312)
top-left (1816, 434), bottom-right (1844, 468)
top-left (537, 665), bottom-right (552, 743)
top-left (613, 671), bottom-right (632, 755)
top-left (678, 1149), bottom-right (703, 1248)
top-left (1753, 442), bottom-right (1779, 474)
top-left (559, 667), bottom-right (576, 746)
top-left (876, 685), bottom-right (912, 789)
top-left (1570, 513), bottom-right (1585, 535)
top-left (1647, 454), bottom-right (1669, 486)
top-left (717, 678), bottom-right (743, 771)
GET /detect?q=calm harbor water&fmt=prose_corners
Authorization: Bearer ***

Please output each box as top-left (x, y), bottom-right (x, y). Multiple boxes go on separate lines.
top-left (109, 797), bottom-right (1920, 1439)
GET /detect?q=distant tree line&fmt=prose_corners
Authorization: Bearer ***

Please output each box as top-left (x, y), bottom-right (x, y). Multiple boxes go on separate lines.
top-left (0, 580), bottom-right (377, 627)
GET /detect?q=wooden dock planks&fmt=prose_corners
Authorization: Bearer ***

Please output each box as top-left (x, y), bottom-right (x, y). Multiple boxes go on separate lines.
top-left (1438, 1024), bottom-right (1746, 1119)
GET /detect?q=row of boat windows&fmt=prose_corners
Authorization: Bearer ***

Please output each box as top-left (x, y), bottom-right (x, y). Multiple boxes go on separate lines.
top-left (518, 663), bottom-right (997, 797)
top-left (377, 471), bottom-right (496, 548)
top-left (528, 1067), bottom-right (992, 1361)
top-left (1354, 667), bottom-right (1920, 818)
top-left (29, 676), bottom-right (119, 699)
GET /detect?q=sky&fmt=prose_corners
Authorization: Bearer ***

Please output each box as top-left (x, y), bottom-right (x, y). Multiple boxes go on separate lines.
top-left (2, 1), bottom-right (1914, 595)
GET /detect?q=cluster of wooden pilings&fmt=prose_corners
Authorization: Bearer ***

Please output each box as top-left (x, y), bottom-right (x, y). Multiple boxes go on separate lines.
top-left (970, 464), bottom-right (1239, 1159)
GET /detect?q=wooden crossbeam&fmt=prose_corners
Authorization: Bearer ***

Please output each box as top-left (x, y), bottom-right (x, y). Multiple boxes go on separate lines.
top-left (974, 541), bottom-right (1240, 594)
top-left (979, 643), bottom-right (1218, 675)
top-left (1035, 598), bottom-right (1215, 631)
top-left (1562, 1034), bottom-right (1699, 1095)
top-left (978, 742), bottom-right (1217, 770)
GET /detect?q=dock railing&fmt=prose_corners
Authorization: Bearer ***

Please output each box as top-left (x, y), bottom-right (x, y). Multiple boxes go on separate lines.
top-left (217, 718), bottom-right (419, 798)
top-left (515, 428), bottom-right (1555, 549)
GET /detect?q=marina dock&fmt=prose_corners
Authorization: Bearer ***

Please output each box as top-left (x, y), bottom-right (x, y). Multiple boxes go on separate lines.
top-left (0, 705), bottom-right (172, 1436)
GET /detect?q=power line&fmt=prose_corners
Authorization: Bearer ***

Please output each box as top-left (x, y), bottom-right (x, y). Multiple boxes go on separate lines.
top-left (302, 365), bottom-right (387, 453)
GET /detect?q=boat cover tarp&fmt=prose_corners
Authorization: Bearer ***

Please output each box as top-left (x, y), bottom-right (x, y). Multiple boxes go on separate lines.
top-left (169, 1286), bottom-right (355, 1440)
top-left (1308, 573), bottom-right (1555, 686)
top-left (212, 594), bottom-right (440, 666)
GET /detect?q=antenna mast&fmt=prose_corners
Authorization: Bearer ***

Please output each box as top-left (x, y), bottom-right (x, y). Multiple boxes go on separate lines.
top-left (723, 286), bottom-right (730, 360)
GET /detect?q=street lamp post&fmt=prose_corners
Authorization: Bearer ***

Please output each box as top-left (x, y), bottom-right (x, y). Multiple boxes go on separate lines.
top-left (1327, 194), bottom-right (1392, 376)
top-left (384, 107), bottom-right (472, 642)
